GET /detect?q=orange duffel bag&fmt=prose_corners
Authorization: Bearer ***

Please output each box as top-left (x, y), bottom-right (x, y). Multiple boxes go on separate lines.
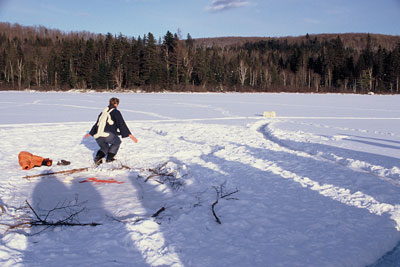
top-left (18, 151), bottom-right (52, 170)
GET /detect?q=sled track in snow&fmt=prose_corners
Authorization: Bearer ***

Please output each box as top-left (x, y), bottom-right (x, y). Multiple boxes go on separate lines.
top-left (280, 119), bottom-right (400, 139)
top-left (213, 122), bottom-right (400, 231)
top-left (232, 122), bottom-right (400, 231)
top-left (260, 122), bottom-right (400, 188)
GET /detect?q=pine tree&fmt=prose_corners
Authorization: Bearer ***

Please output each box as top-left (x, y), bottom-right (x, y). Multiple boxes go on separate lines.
top-left (80, 38), bottom-right (95, 88)
top-left (359, 34), bottom-right (375, 92)
top-left (393, 43), bottom-right (400, 93)
top-left (145, 32), bottom-right (160, 86)
top-left (162, 31), bottom-right (176, 87)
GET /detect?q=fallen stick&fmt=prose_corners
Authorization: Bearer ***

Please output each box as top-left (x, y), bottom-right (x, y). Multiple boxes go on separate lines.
top-left (211, 186), bottom-right (239, 224)
top-left (151, 207), bottom-right (166, 218)
top-left (23, 167), bottom-right (89, 179)
top-left (0, 204), bottom-right (5, 214)
top-left (211, 199), bottom-right (222, 224)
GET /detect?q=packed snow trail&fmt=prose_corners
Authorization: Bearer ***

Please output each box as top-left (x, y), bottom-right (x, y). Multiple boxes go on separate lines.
top-left (264, 120), bottom-right (400, 187)
top-left (256, 121), bottom-right (400, 227)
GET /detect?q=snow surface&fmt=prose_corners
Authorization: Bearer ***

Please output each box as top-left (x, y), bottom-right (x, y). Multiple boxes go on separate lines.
top-left (1, 91), bottom-right (400, 266)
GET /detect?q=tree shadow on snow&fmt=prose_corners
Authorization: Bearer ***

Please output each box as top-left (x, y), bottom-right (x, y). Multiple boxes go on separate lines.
top-left (264, 128), bottom-right (400, 171)
top-left (257, 126), bottom-right (400, 205)
top-left (232, 139), bottom-right (400, 207)
top-left (175, 150), bottom-right (397, 267)
top-left (369, 240), bottom-right (400, 267)
top-left (343, 137), bottom-right (400, 150)
top-left (344, 134), bottom-right (400, 146)
top-left (24, 171), bottom-right (147, 266)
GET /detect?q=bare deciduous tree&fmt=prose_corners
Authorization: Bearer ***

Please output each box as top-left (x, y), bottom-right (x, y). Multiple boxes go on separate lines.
top-left (238, 60), bottom-right (248, 86)
top-left (17, 59), bottom-right (23, 90)
top-left (114, 64), bottom-right (123, 90)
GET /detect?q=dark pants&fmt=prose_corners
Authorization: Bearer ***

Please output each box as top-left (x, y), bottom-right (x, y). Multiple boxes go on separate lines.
top-left (95, 133), bottom-right (121, 155)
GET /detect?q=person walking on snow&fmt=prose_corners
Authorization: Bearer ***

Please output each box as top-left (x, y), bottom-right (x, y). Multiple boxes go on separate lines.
top-left (84, 97), bottom-right (138, 164)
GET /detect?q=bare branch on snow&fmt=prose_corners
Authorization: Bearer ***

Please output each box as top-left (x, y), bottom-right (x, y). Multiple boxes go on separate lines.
top-left (211, 183), bottom-right (239, 224)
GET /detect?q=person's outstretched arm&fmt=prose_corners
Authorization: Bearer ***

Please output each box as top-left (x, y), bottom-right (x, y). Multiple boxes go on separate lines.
top-left (129, 134), bottom-right (138, 143)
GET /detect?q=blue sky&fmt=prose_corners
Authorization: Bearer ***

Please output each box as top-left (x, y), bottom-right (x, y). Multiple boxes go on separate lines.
top-left (0, 0), bottom-right (399, 39)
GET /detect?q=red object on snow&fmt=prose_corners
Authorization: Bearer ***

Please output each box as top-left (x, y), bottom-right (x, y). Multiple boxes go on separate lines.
top-left (79, 177), bottom-right (124, 184)
top-left (18, 151), bottom-right (52, 170)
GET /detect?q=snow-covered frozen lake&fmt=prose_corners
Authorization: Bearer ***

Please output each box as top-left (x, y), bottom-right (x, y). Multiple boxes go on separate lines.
top-left (1, 91), bottom-right (400, 266)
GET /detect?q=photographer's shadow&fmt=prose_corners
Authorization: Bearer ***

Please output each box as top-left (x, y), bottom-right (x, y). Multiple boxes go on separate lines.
top-left (24, 172), bottom-right (147, 266)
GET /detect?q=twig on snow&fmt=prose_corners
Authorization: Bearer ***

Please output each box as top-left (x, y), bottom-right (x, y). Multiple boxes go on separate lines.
top-left (107, 206), bottom-right (167, 225)
top-left (0, 204), bottom-right (6, 214)
top-left (211, 184), bottom-right (239, 225)
top-left (142, 162), bottom-right (186, 190)
top-left (1, 200), bottom-right (101, 235)
top-left (23, 167), bottom-right (89, 179)
top-left (211, 199), bottom-right (222, 224)
top-left (151, 207), bottom-right (166, 218)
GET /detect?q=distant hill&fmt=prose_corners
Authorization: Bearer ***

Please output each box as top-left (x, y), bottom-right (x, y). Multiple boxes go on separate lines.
top-left (195, 33), bottom-right (400, 51)
top-left (1, 22), bottom-right (399, 51)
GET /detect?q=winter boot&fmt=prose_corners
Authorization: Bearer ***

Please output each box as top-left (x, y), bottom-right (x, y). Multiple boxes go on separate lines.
top-left (106, 153), bottom-right (116, 162)
top-left (94, 150), bottom-right (105, 165)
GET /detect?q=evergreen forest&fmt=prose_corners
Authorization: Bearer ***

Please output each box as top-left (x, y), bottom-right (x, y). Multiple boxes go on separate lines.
top-left (1, 22), bottom-right (400, 93)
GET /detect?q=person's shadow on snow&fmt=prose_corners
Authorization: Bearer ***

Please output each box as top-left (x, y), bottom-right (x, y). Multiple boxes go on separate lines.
top-left (81, 135), bottom-right (98, 158)
top-left (24, 172), bottom-right (147, 266)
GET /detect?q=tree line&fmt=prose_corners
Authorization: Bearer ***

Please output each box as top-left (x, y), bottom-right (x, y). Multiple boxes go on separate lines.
top-left (1, 23), bottom-right (400, 93)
